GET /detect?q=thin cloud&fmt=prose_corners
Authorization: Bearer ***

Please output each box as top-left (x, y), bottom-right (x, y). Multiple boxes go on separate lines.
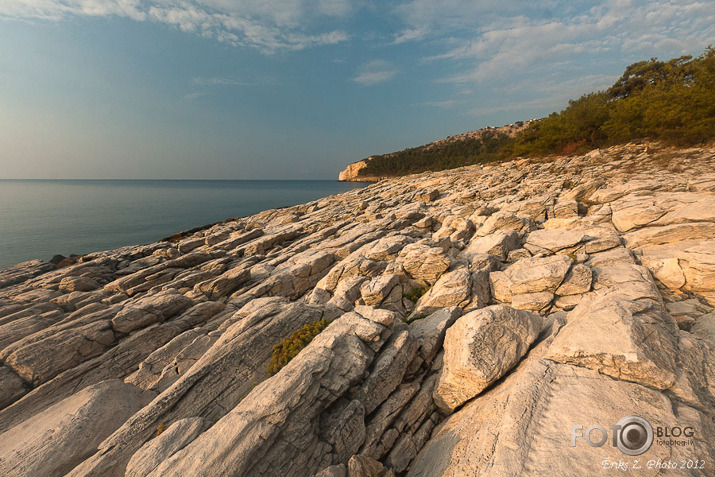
top-left (352, 60), bottom-right (398, 86)
top-left (393, 27), bottom-right (428, 44)
top-left (0, 0), bottom-right (351, 53)
top-left (422, 100), bottom-right (461, 109)
top-left (191, 77), bottom-right (255, 87)
top-left (183, 91), bottom-right (207, 100)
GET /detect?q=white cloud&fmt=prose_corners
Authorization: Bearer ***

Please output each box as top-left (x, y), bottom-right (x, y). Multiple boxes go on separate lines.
top-left (393, 27), bottom-right (428, 44)
top-left (352, 60), bottom-right (398, 86)
top-left (396, 0), bottom-right (715, 85)
top-left (0, 0), bottom-right (351, 52)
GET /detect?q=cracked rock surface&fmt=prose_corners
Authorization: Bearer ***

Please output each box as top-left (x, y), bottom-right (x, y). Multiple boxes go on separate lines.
top-left (0, 143), bottom-right (714, 476)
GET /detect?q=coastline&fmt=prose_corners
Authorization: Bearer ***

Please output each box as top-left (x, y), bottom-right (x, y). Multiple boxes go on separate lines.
top-left (0, 179), bottom-right (365, 270)
top-left (0, 142), bottom-right (714, 475)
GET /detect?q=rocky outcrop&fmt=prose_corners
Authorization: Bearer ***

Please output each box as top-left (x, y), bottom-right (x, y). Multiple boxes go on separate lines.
top-left (0, 380), bottom-right (154, 477)
top-left (338, 160), bottom-right (381, 182)
top-left (0, 142), bottom-right (714, 476)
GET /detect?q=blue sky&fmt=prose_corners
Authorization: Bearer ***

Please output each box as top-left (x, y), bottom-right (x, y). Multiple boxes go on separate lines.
top-left (0, 1), bottom-right (713, 179)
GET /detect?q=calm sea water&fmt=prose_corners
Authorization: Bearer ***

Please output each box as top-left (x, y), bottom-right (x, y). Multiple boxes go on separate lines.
top-left (0, 180), bottom-right (365, 269)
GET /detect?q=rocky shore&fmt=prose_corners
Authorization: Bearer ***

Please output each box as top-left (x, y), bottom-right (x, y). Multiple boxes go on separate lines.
top-left (0, 143), bottom-right (714, 476)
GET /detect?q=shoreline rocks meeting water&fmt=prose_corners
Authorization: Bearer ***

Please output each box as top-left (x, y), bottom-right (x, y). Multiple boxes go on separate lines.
top-left (0, 142), bottom-right (714, 476)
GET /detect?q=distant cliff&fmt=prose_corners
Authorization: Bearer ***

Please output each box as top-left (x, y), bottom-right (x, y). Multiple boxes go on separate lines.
top-left (338, 158), bottom-right (382, 182)
top-left (339, 48), bottom-right (715, 180)
top-left (337, 122), bottom-right (532, 181)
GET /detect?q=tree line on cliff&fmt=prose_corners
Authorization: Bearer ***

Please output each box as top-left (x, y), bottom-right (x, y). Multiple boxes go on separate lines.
top-left (359, 47), bottom-right (715, 177)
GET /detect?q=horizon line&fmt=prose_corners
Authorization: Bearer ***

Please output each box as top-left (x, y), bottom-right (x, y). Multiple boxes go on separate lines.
top-left (0, 178), bottom-right (342, 182)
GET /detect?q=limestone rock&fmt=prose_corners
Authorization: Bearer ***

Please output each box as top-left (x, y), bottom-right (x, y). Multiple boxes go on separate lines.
top-left (0, 366), bottom-right (27, 409)
top-left (546, 292), bottom-right (679, 390)
top-left (510, 291), bottom-right (554, 312)
top-left (461, 231), bottom-right (520, 260)
top-left (434, 305), bottom-right (542, 412)
top-left (351, 325), bottom-right (417, 414)
top-left (59, 276), bottom-right (100, 292)
top-left (5, 320), bottom-right (115, 385)
top-left (396, 243), bottom-right (451, 283)
top-left (125, 417), bottom-right (211, 477)
top-left (413, 268), bottom-right (471, 315)
top-left (409, 307), bottom-right (462, 368)
top-left (193, 265), bottom-right (250, 299)
top-left (524, 228), bottom-right (586, 254)
top-left (0, 143), bottom-right (714, 477)
top-left (416, 189), bottom-right (440, 202)
top-left (503, 254), bottom-right (573, 295)
top-left (145, 311), bottom-right (393, 476)
top-left (477, 211), bottom-right (531, 236)
top-left (0, 380), bottom-right (154, 477)
top-left (555, 263), bottom-right (593, 296)
top-left (112, 290), bottom-right (194, 334)
top-left (411, 360), bottom-right (711, 477)
top-left (624, 222), bottom-right (715, 249)
top-left (360, 274), bottom-right (401, 307)
top-left (346, 454), bottom-right (390, 477)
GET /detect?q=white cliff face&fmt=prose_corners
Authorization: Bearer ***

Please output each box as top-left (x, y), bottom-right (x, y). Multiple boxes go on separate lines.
top-left (0, 142), bottom-right (714, 476)
top-left (338, 159), bottom-right (381, 182)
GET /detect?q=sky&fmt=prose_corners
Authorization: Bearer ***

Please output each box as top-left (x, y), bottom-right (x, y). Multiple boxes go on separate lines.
top-left (0, 1), bottom-right (713, 180)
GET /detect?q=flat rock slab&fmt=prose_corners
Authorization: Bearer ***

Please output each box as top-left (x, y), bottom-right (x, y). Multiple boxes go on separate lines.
top-left (546, 292), bottom-right (679, 390)
top-left (524, 228), bottom-right (587, 253)
top-left (496, 254), bottom-right (573, 297)
top-left (411, 360), bottom-right (712, 477)
top-left (0, 380), bottom-right (154, 477)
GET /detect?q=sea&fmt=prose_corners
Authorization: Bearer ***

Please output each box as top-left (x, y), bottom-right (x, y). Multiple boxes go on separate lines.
top-left (0, 180), bottom-right (366, 269)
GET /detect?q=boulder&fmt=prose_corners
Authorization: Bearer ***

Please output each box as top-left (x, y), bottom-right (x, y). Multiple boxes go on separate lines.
top-left (347, 454), bottom-right (391, 477)
top-left (503, 255), bottom-right (573, 295)
top-left (409, 307), bottom-right (462, 368)
top-left (411, 360), bottom-right (711, 477)
top-left (360, 274), bottom-right (401, 307)
top-left (59, 276), bottom-right (100, 292)
top-left (193, 265), bottom-right (250, 299)
top-left (0, 366), bottom-right (27, 409)
top-left (511, 291), bottom-right (554, 312)
top-left (413, 268), bottom-right (471, 314)
top-left (461, 231), bottom-right (520, 260)
top-left (524, 228), bottom-right (586, 254)
top-left (434, 305), bottom-right (542, 412)
top-left (396, 244), bottom-right (451, 283)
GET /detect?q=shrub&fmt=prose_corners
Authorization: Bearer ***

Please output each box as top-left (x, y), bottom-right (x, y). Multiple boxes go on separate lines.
top-left (354, 47), bottom-right (715, 177)
top-left (403, 286), bottom-right (428, 303)
top-left (267, 319), bottom-right (330, 376)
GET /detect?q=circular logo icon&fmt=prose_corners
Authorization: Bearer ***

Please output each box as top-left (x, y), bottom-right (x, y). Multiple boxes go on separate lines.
top-left (616, 416), bottom-right (653, 456)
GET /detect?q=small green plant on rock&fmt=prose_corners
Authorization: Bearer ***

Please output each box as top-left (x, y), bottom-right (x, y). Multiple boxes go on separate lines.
top-left (404, 286), bottom-right (428, 303)
top-left (267, 319), bottom-right (330, 376)
top-left (156, 423), bottom-right (167, 437)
